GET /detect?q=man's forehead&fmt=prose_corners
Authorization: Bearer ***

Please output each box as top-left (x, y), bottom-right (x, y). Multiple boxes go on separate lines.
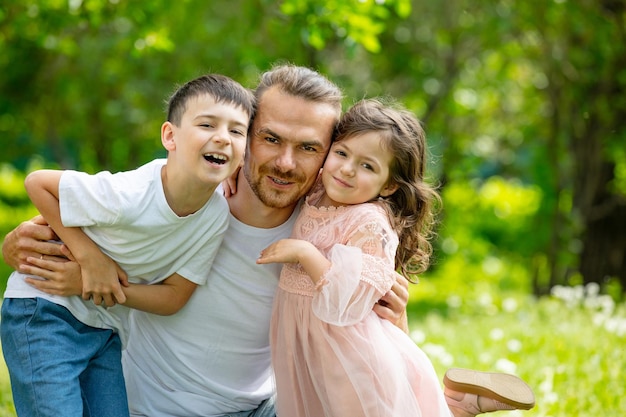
top-left (257, 87), bottom-right (339, 118)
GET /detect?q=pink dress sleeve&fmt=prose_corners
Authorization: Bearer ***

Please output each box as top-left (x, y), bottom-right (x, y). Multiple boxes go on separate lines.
top-left (311, 209), bottom-right (399, 326)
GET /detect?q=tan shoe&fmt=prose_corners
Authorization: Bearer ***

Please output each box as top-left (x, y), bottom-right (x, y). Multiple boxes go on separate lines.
top-left (445, 392), bottom-right (518, 416)
top-left (443, 368), bottom-right (536, 410)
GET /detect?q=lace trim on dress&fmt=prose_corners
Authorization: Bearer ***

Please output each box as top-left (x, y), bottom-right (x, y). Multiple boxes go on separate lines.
top-left (279, 263), bottom-right (318, 296)
top-left (280, 183), bottom-right (399, 300)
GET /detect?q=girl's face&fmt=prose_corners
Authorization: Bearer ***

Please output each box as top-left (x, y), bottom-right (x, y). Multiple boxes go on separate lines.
top-left (320, 131), bottom-right (397, 207)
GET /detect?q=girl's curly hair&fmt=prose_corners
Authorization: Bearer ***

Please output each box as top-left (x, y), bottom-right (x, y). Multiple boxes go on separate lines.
top-left (335, 98), bottom-right (441, 281)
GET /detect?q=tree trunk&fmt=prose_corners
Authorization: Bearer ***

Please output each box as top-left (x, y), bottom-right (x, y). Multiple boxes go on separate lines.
top-left (578, 160), bottom-right (626, 288)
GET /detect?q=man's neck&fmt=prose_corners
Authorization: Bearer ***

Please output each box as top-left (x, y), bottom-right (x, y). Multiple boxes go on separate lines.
top-left (227, 175), bottom-right (297, 229)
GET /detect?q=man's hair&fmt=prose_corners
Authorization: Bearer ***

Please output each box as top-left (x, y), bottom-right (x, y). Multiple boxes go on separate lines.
top-left (255, 64), bottom-right (343, 117)
top-left (166, 74), bottom-right (255, 126)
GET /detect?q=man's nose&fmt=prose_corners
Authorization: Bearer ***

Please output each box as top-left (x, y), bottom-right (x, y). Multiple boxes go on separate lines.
top-left (275, 147), bottom-right (296, 171)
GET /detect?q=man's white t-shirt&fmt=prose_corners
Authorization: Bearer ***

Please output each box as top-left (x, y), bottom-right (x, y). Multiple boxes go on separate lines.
top-left (123, 204), bottom-right (301, 417)
top-left (4, 159), bottom-right (228, 344)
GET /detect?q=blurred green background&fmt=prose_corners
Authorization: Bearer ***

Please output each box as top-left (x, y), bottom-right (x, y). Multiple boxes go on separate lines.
top-left (0, 0), bottom-right (624, 416)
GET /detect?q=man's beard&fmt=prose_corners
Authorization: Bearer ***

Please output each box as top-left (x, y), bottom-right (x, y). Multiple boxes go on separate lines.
top-left (243, 164), bottom-right (307, 209)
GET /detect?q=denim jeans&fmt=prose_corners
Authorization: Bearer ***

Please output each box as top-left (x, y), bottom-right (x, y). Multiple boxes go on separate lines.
top-left (217, 396), bottom-right (276, 417)
top-left (1, 297), bottom-right (129, 417)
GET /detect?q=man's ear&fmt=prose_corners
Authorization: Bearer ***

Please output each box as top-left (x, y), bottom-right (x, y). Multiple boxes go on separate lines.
top-left (379, 182), bottom-right (399, 197)
top-left (161, 121), bottom-right (176, 151)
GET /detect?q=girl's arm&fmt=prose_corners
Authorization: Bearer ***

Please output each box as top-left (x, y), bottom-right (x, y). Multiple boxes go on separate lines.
top-left (24, 169), bottom-right (127, 306)
top-left (256, 238), bottom-right (330, 285)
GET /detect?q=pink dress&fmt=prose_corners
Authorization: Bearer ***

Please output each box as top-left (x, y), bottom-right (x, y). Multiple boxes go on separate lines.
top-left (270, 184), bottom-right (451, 417)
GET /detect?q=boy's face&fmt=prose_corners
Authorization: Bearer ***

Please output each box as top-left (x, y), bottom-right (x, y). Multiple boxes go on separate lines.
top-left (243, 87), bottom-right (337, 209)
top-left (162, 93), bottom-right (249, 186)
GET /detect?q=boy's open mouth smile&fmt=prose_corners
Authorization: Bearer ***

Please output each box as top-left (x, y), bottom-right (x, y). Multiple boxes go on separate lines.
top-left (204, 153), bottom-right (228, 164)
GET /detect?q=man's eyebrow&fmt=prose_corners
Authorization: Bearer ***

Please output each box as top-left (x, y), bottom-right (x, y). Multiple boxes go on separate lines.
top-left (301, 139), bottom-right (326, 149)
top-left (257, 127), bottom-right (281, 139)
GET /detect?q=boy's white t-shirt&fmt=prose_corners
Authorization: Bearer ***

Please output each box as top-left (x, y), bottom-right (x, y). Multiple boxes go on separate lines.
top-left (4, 159), bottom-right (229, 344)
top-left (122, 205), bottom-right (301, 417)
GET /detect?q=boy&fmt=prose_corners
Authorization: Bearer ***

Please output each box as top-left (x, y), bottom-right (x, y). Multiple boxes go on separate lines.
top-left (0, 73), bottom-right (254, 417)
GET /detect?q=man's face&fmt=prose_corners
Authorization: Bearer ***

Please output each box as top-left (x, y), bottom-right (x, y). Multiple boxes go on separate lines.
top-left (243, 87), bottom-right (338, 209)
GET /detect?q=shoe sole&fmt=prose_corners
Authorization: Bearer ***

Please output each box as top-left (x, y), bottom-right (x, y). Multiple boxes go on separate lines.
top-left (443, 368), bottom-right (536, 410)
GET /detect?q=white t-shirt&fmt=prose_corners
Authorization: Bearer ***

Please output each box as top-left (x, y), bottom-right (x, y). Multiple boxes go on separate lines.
top-left (122, 205), bottom-right (300, 417)
top-left (4, 159), bottom-right (228, 344)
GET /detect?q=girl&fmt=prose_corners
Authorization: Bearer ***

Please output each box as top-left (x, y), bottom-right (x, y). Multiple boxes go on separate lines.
top-left (257, 98), bottom-right (535, 417)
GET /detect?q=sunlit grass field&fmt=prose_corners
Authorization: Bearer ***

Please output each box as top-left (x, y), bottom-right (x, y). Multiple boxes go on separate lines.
top-left (410, 284), bottom-right (626, 417)
top-left (0, 283), bottom-right (623, 416)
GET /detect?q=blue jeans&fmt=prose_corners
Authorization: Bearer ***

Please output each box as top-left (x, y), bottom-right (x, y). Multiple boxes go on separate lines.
top-left (217, 396), bottom-right (276, 417)
top-left (1, 298), bottom-right (129, 417)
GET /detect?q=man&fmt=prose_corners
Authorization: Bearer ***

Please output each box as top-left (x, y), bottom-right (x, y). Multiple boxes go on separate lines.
top-left (2, 64), bottom-right (410, 416)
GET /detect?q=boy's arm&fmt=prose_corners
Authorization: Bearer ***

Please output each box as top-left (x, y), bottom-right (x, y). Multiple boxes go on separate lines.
top-left (24, 169), bottom-right (127, 306)
top-left (121, 274), bottom-right (198, 315)
top-left (24, 264), bottom-right (196, 315)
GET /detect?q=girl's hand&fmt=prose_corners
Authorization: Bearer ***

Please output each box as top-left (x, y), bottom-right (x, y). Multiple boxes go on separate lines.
top-left (257, 239), bottom-right (314, 264)
top-left (258, 239), bottom-right (331, 285)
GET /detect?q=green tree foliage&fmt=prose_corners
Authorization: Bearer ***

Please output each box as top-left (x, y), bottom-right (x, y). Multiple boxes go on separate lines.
top-left (279, 0), bottom-right (411, 53)
top-left (0, 0), bottom-right (624, 296)
top-left (317, 0), bottom-right (626, 294)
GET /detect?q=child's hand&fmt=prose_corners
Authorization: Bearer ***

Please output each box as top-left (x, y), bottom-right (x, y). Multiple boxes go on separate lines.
top-left (221, 166), bottom-right (241, 198)
top-left (23, 255), bottom-right (83, 296)
top-left (257, 239), bottom-right (314, 264)
top-left (80, 251), bottom-right (127, 307)
top-left (259, 239), bottom-right (331, 285)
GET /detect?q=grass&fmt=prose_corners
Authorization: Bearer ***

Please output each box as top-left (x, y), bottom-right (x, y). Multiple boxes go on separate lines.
top-left (0, 351), bottom-right (14, 417)
top-left (408, 284), bottom-right (626, 417)
top-left (0, 284), bottom-right (623, 416)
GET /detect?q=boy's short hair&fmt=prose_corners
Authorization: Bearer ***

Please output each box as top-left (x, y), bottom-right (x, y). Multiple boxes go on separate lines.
top-left (167, 74), bottom-right (255, 126)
